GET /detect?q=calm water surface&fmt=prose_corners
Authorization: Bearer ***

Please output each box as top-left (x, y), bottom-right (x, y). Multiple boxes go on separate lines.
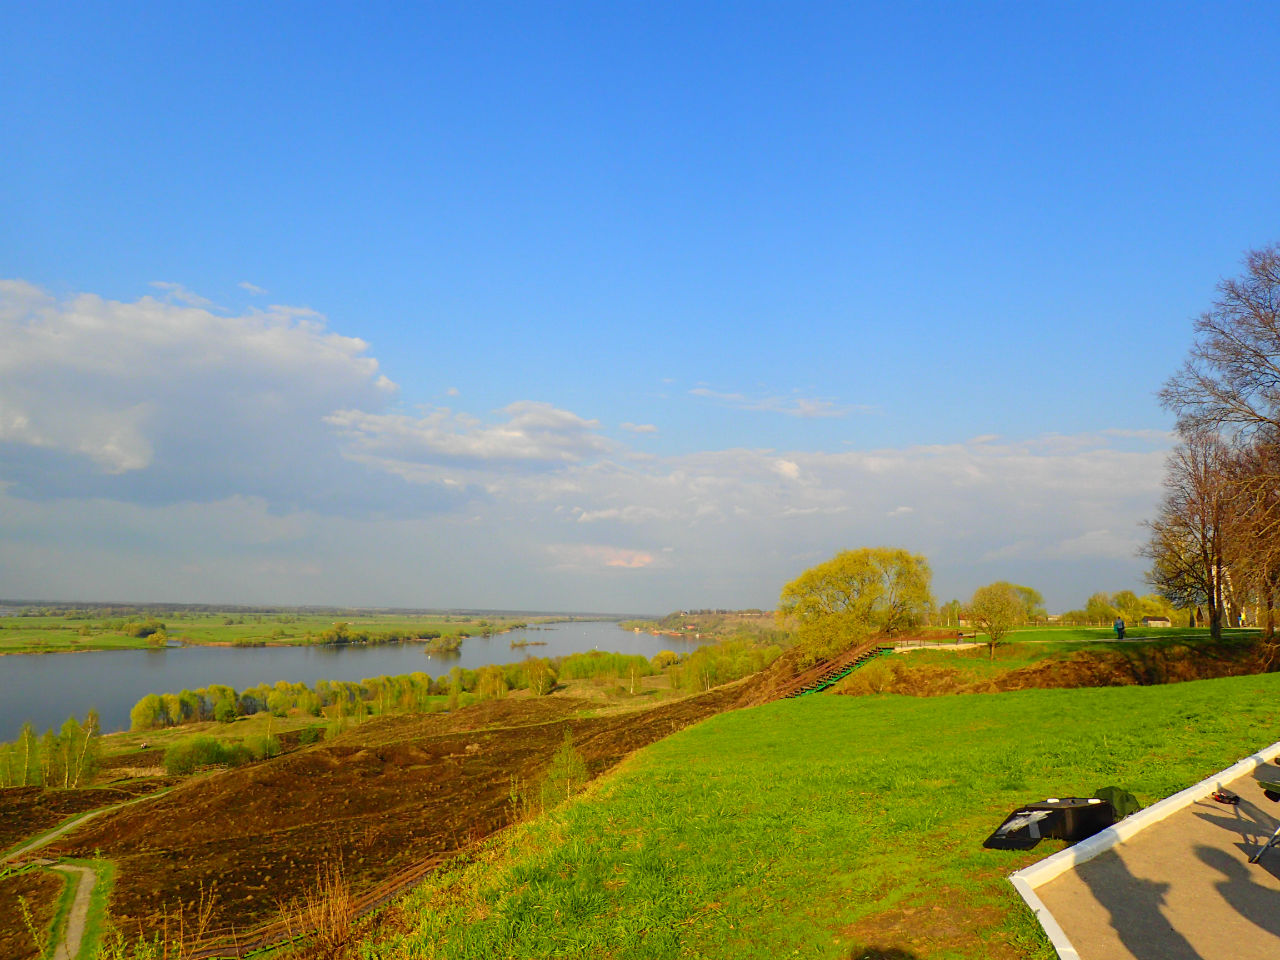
top-left (0, 620), bottom-right (697, 738)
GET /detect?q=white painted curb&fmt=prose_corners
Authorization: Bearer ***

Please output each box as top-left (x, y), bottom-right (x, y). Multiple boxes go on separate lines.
top-left (1008, 736), bottom-right (1280, 960)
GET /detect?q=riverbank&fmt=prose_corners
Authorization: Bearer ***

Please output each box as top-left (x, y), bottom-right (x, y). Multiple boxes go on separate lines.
top-left (0, 611), bottom-right (573, 656)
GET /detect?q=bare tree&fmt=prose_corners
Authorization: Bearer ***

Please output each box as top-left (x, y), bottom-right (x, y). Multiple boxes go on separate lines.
top-left (1222, 437), bottom-right (1280, 638)
top-left (1161, 245), bottom-right (1280, 441)
top-left (1142, 432), bottom-right (1230, 639)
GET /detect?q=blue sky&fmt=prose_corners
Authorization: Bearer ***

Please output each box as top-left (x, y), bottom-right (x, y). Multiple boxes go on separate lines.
top-left (2, 3), bottom-right (1278, 612)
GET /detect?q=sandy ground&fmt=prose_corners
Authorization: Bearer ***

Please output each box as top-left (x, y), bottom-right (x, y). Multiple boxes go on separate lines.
top-left (1037, 762), bottom-right (1280, 960)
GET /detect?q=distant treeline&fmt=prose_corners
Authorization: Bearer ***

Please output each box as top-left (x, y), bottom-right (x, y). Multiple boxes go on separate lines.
top-left (2, 601), bottom-right (608, 618)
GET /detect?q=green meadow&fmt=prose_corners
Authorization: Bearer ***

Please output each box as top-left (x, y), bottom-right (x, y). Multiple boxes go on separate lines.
top-left (364, 671), bottom-right (1280, 959)
top-left (889, 625), bottom-right (1261, 681)
top-left (0, 611), bottom-right (535, 654)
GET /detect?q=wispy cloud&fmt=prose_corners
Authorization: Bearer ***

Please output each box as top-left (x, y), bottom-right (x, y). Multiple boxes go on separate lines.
top-left (689, 387), bottom-right (864, 418)
top-left (547, 544), bottom-right (656, 570)
top-left (149, 281), bottom-right (217, 308)
top-left (620, 422), bottom-right (658, 434)
top-left (238, 281), bottom-right (268, 295)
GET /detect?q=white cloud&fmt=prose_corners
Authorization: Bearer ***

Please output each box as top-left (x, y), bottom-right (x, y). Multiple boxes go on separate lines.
top-left (238, 281), bottom-right (268, 296)
top-left (773, 459), bottom-right (801, 480)
top-left (620, 422), bottom-right (658, 434)
top-left (0, 281), bottom-right (1173, 611)
top-left (149, 281), bottom-right (217, 308)
top-left (689, 387), bottom-right (865, 419)
top-left (547, 544), bottom-right (657, 570)
top-left (0, 281), bottom-right (408, 514)
top-left (573, 505), bottom-right (668, 524)
top-left (326, 402), bottom-right (612, 481)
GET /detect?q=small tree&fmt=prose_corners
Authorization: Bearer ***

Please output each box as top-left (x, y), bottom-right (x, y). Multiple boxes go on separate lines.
top-left (523, 657), bottom-right (556, 696)
top-left (540, 728), bottom-right (588, 808)
top-left (969, 582), bottom-right (1024, 660)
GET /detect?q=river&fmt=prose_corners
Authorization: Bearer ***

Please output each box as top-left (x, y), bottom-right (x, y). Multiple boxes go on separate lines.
top-left (0, 620), bottom-right (700, 738)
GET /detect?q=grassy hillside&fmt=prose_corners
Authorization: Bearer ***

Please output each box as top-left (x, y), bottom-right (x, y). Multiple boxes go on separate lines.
top-left (358, 672), bottom-right (1280, 959)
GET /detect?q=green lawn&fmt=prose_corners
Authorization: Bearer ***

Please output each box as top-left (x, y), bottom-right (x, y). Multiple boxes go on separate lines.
top-left (364, 672), bottom-right (1280, 959)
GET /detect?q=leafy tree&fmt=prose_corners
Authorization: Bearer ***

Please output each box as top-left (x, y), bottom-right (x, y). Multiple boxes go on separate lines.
top-left (476, 664), bottom-right (509, 699)
top-left (937, 599), bottom-right (963, 626)
top-left (18, 722), bottom-right (38, 786)
top-left (1012, 585), bottom-right (1046, 622)
top-left (57, 716), bottom-right (82, 788)
top-left (1111, 590), bottom-right (1144, 625)
top-left (779, 547), bottom-right (934, 661)
top-left (968, 582), bottom-right (1024, 660)
top-left (38, 729), bottom-right (56, 786)
top-left (74, 709), bottom-right (101, 788)
top-left (650, 650), bottom-right (680, 671)
top-left (130, 693), bottom-right (165, 731)
top-left (1084, 592), bottom-right (1119, 625)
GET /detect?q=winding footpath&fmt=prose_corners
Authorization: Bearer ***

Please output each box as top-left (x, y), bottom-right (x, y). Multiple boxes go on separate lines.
top-left (3, 792), bottom-right (165, 960)
top-left (50, 864), bottom-right (96, 960)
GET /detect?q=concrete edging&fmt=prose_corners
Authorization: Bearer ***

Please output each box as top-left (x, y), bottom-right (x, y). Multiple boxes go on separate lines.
top-left (1008, 736), bottom-right (1280, 959)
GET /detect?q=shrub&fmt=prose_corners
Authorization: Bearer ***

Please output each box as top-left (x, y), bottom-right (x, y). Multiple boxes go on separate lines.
top-left (163, 736), bottom-right (228, 775)
top-left (244, 734), bottom-right (281, 760)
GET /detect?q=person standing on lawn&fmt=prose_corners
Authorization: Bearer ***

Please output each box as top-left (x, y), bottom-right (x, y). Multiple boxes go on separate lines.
top-left (1114, 616), bottom-right (1126, 640)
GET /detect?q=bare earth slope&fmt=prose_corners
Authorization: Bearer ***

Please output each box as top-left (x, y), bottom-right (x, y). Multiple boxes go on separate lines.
top-left (49, 683), bottom-right (755, 936)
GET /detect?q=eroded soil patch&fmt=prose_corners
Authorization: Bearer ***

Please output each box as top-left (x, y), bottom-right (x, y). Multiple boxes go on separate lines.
top-left (47, 686), bottom-right (748, 937)
top-left (0, 784), bottom-right (166, 854)
top-left (0, 869), bottom-right (63, 960)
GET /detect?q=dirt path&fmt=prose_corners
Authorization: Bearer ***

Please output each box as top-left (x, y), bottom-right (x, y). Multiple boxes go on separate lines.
top-left (3, 810), bottom-right (111, 862)
top-left (4, 791), bottom-right (164, 862)
top-left (50, 863), bottom-right (95, 960)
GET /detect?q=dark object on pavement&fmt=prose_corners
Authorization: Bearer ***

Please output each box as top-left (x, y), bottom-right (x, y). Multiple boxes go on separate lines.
top-left (1211, 789), bottom-right (1240, 805)
top-left (984, 797), bottom-right (1115, 850)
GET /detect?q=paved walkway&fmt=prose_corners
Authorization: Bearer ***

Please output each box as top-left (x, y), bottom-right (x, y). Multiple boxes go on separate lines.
top-left (1037, 762), bottom-right (1280, 960)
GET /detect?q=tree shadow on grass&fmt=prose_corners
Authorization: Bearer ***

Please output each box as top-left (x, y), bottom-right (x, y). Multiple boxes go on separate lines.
top-left (849, 948), bottom-right (923, 959)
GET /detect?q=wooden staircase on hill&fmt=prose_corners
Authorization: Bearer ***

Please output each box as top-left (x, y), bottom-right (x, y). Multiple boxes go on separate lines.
top-left (783, 643), bottom-right (894, 699)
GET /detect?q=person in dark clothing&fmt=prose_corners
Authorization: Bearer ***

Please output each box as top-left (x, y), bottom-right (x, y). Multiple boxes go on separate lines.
top-left (1114, 616), bottom-right (1126, 640)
